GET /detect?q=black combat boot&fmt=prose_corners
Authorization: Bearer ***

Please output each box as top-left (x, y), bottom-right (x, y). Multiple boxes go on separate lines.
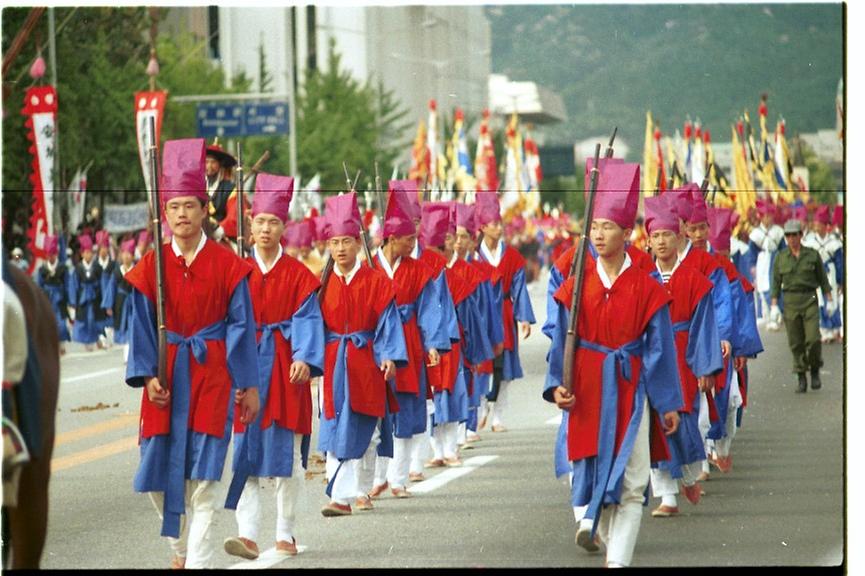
top-left (796, 373), bottom-right (808, 393)
top-left (810, 369), bottom-right (822, 390)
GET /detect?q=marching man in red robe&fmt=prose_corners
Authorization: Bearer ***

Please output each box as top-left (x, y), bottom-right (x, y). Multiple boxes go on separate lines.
top-left (125, 138), bottom-right (260, 569)
top-left (222, 176), bottom-right (326, 560)
top-left (316, 191), bottom-right (408, 516)
top-left (545, 161), bottom-right (682, 568)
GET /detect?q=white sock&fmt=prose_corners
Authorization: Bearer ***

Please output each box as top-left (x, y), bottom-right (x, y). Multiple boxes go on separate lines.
top-left (661, 495), bottom-right (678, 508)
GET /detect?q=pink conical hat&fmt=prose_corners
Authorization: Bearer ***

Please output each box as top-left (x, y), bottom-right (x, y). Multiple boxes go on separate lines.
top-left (707, 207), bottom-right (734, 252)
top-left (383, 187), bottom-right (418, 238)
top-left (644, 195), bottom-right (679, 235)
top-left (323, 192), bottom-right (361, 239)
top-left (160, 139), bottom-right (208, 204)
top-left (252, 173), bottom-right (295, 224)
top-left (419, 202), bottom-right (452, 248)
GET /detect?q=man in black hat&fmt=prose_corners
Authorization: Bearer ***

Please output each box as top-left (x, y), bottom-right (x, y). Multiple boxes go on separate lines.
top-left (771, 219), bottom-right (834, 393)
top-left (206, 140), bottom-right (237, 241)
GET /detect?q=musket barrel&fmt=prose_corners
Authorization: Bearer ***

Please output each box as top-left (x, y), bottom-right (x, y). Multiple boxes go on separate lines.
top-left (147, 116), bottom-right (168, 387)
top-left (235, 142), bottom-right (245, 258)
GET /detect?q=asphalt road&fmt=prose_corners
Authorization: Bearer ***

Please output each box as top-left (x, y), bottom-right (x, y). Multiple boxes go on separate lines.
top-left (39, 273), bottom-right (847, 569)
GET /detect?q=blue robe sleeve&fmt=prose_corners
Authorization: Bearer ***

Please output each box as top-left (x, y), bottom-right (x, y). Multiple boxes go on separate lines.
top-left (543, 299), bottom-right (569, 404)
top-left (833, 247), bottom-right (844, 285)
top-left (125, 289), bottom-right (158, 389)
top-left (736, 287), bottom-right (764, 358)
top-left (484, 280), bottom-right (505, 347)
top-left (709, 267), bottom-right (734, 344)
top-left (457, 290), bottom-right (494, 366)
top-left (417, 279), bottom-right (450, 352)
top-left (226, 279), bottom-right (260, 390)
top-left (510, 268), bottom-right (536, 324)
top-left (642, 305), bottom-right (684, 415)
top-left (290, 293), bottom-right (326, 379)
top-left (373, 300), bottom-right (409, 368)
top-left (686, 292), bottom-right (723, 377)
top-left (437, 272), bottom-right (461, 343)
top-left (101, 269), bottom-right (117, 309)
top-left (542, 265), bottom-right (564, 341)
top-left (67, 267), bottom-right (79, 306)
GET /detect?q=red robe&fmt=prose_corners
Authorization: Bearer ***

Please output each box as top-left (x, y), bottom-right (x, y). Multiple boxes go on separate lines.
top-left (447, 257), bottom-right (486, 395)
top-left (233, 254), bottom-right (320, 435)
top-left (220, 191), bottom-right (251, 240)
top-left (555, 261), bottom-right (672, 461)
top-left (386, 256), bottom-right (436, 396)
top-left (320, 264), bottom-right (399, 418)
top-left (470, 258), bottom-right (501, 376)
top-left (553, 240), bottom-right (654, 279)
top-left (490, 246), bottom-right (527, 353)
top-left (125, 239), bottom-right (253, 439)
top-left (420, 250), bottom-right (471, 394)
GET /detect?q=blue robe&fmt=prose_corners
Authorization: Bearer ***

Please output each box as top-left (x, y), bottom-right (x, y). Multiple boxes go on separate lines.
top-left (67, 260), bottom-right (103, 345)
top-left (36, 263), bottom-right (71, 342)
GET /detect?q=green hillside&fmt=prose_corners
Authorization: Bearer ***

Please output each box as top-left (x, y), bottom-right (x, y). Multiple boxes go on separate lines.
top-left (487, 3), bottom-right (844, 158)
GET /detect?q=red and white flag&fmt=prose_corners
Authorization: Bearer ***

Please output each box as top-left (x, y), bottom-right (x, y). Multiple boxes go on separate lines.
top-left (22, 85), bottom-right (58, 273)
top-left (135, 91), bottom-right (167, 193)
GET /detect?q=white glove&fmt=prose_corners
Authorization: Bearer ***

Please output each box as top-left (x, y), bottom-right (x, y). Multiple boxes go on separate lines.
top-left (67, 306), bottom-right (76, 322)
top-left (769, 305), bottom-right (782, 325)
top-left (213, 226), bottom-right (226, 241)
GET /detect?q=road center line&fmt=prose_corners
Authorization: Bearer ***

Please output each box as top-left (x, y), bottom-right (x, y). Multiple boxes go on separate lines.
top-left (52, 435), bottom-right (138, 472)
top-left (55, 413), bottom-right (138, 446)
top-left (61, 367), bottom-right (124, 385)
top-left (408, 455), bottom-right (499, 495)
top-left (228, 546), bottom-right (309, 570)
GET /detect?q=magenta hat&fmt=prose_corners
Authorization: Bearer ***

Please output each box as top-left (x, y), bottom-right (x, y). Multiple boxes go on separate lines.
top-left (78, 234), bottom-right (94, 252)
top-left (281, 222), bottom-right (299, 248)
top-left (475, 191), bottom-right (502, 227)
top-left (792, 205), bottom-right (808, 224)
top-left (643, 195), bottom-right (679, 235)
top-left (120, 238), bottom-right (137, 255)
top-left (137, 230), bottom-right (152, 246)
top-left (313, 216), bottom-right (328, 242)
top-left (584, 157), bottom-right (624, 199)
top-left (756, 197), bottom-right (775, 218)
top-left (813, 205), bottom-right (830, 225)
top-left (707, 207), bottom-right (734, 252)
top-left (455, 204), bottom-right (477, 235)
top-left (666, 183), bottom-right (701, 222)
top-left (689, 193), bottom-right (709, 224)
top-left (832, 205), bottom-right (844, 228)
top-left (389, 180), bottom-right (421, 221)
top-left (161, 138), bottom-right (208, 205)
top-left (323, 191), bottom-right (361, 239)
top-left (383, 188), bottom-right (418, 238)
top-left (419, 202), bottom-right (452, 248)
top-left (295, 219), bottom-right (314, 248)
top-left (44, 234), bottom-right (59, 256)
top-left (95, 230), bottom-right (110, 249)
top-left (592, 160), bottom-right (640, 229)
top-left (252, 173), bottom-right (295, 224)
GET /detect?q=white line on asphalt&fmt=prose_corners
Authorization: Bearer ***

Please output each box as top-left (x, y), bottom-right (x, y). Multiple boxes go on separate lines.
top-left (546, 414), bottom-right (562, 426)
top-left (407, 454), bottom-right (499, 495)
top-left (61, 367), bottom-right (123, 385)
top-left (228, 546), bottom-right (309, 570)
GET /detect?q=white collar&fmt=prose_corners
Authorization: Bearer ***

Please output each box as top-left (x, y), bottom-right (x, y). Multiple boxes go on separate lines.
top-left (377, 251), bottom-right (401, 279)
top-left (410, 243), bottom-right (420, 260)
top-left (333, 257), bottom-right (362, 285)
top-left (655, 255), bottom-right (681, 278)
top-left (678, 239), bottom-right (692, 261)
top-left (98, 255), bottom-right (111, 269)
top-left (597, 252), bottom-right (632, 290)
top-left (81, 257), bottom-right (94, 272)
top-left (447, 250), bottom-right (459, 269)
top-left (253, 245), bottom-right (283, 274)
top-left (120, 262), bottom-right (133, 275)
top-left (171, 232), bottom-right (208, 264)
top-left (46, 259), bottom-right (58, 274)
top-left (480, 239), bottom-right (503, 267)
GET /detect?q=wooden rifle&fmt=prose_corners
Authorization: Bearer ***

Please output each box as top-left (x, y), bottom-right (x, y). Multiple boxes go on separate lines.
top-left (604, 126), bottom-right (618, 158)
top-left (234, 142), bottom-right (245, 258)
top-left (561, 143), bottom-right (602, 394)
top-left (146, 116), bottom-right (168, 389)
top-left (241, 150), bottom-right (270, 185)
top-left (343, 162), bottom-right (374, 267)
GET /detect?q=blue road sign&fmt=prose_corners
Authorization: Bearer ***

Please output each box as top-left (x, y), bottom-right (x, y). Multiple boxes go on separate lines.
top-left (196, 101), bottom-right (289, 138)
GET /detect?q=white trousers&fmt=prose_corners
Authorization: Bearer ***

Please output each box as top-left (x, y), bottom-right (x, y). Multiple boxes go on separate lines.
top-left (698, 392), bottom-right (712, 474)
top-left (377, 436), bottom-right (413, 489)
top-left (410, 402), bottom-right (435, 474)
top-left (326, 453), bottom-right (357, 506)
top-left (149, 480), bottom-right (217, 569)
top-left (353, 422), bottom-right (382, 498)
top-left (235, 435), bottom-right (305, 543)
top-left (713, 372), bottom-right (743, 459)
top-left (431, 421), bottom-right (460, 460)
top-left (597, 399), bottom-right (650, 568)
top-left (490, 380), bottom-right (510, 427)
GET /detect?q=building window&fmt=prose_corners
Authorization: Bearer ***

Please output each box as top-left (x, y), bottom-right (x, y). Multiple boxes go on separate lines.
top-left (208, 6), bottom-right (220, 60)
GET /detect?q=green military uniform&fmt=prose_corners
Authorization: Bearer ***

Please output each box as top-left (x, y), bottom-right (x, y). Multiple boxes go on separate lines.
top-left (771, 244), bottom-right (831, 376)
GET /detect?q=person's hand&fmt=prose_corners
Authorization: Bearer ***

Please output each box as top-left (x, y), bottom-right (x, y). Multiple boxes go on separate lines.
top-left (519, 321), bottom-right (532, 340)
top-left (289, 361), bottom-right (311, 384)
top-left (146, 377), bottom-right (170, 408)
top-left (237, 388), bottom-right (260, 425)
top-left (734, 357), bottom-right (747, 372)
top-left (769, 305), bottom-right (782, 325)
top-left (553, 385), bottom-right (576, 410)
top-left (427, 348), bottom-right (440, 367)
top-left (721, 340), bottom-right (732, 360)
top-left (697, 375), bottom-right (714, 393)
top-left (381, 360), bottom-right (396, 381)
top-left (662, 411), bottom-right (680, 436)
top-left (106, 308), bottom-right (113, 317)
top-left (67, 307), bottom-right (76, 322)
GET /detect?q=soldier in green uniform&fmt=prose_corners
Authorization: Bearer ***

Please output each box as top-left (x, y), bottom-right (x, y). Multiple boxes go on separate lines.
top-left (770, 219), bottom-right (834, 393)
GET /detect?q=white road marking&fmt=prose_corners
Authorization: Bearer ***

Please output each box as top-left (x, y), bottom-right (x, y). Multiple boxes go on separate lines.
top-left (61, 367), bottom-right (123, 385)
top-left (228, 546), bottom-right (308, 570)
top-left (408, 455), bottom-right (499, 495)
